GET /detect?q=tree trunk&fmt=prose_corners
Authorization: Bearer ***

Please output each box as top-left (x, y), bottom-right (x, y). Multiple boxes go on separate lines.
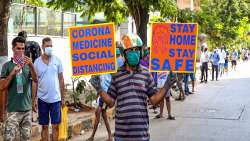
top-left (131, 5), bottom-right (149, 46)
top-left (0, 0), bottom-right (11, 57)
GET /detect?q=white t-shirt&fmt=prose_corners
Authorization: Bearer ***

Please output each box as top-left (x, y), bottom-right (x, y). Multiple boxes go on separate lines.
top-left (218, 50), bottom-right (226, 63)
top-left (200, 51), bottom-right (209, 63)
top-left (34, 56), bottom-right (63, 103)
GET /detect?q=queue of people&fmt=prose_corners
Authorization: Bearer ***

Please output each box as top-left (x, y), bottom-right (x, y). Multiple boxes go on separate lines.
top-left (2, 30), bottom-right (247, 141)
top-left (199, 44), bottom-right (246, 84)
top-left (0, 31), bottom-right (199, 141)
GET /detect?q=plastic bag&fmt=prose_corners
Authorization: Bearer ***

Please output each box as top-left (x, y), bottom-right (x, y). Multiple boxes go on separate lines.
top-left (100, 74), bottom-right (112, 92)
top-left (157, 72), bottom-right (168, 88)
top-left (170, 83), bottom-right (180, 100)
top-left (58, 106), bottom-right (68, 140)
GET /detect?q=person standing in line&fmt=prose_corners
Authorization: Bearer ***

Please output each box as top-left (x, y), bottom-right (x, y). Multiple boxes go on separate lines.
top-left (154, 72), bottom-right (175, 120)
top-left (32, 37), bottom-right (65, 141)
top-left (231, 48), bottom-right (238, 71)
top-left (218, 47), bottom-right (226, 77)
top-left (200, 47), bottom-right (209, 83)
top-left (210, 49), bottom-right (220, 81)
top-left (0, 36), bottom-right (37, 141)
top-left (18, 31), bottom-right (41, 63)
top-left (184, 72), bottom-right (195, 96)
top-left (224, 54), bottom-right (229, 76)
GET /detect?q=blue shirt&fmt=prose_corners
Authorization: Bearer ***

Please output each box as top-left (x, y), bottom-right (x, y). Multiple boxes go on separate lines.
top-left (34, 56), bottom-right (63, 103)
top-left (210, 52), bottom-right (220, 66)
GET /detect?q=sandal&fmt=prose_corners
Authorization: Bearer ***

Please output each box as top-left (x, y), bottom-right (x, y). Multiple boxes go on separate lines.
top-left (167, 115), bottom-right (175, 120)
top-left (181, 96), bottom-right (185, 101)
top-left (175, 97), bottom-right (182, 101)
top-left (155, 114), bottom-right (163, 119)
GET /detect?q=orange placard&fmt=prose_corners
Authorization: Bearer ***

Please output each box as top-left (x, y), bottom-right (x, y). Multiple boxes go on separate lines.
top-left (68, 23), bottom-right (116, 77)
top-left (149, 23), bottom-right (198, 73)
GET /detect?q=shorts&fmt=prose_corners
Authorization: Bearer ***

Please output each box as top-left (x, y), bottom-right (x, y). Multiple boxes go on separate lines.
top-left (98, 97), bottom-right (107, 109)
top-left (231, 60), bottom-right (237, 66)
top-left (98, 97), bottom-right (104, 107)
top-left (38, 98), bottom-right (61, 125)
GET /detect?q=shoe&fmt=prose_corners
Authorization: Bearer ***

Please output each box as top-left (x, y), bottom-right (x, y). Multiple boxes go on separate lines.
top-left (188, 91), bottom-right (194, 94)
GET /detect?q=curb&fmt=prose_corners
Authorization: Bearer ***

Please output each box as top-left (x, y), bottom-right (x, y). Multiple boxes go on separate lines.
top-left (0, 107), bottom-right (115, 141)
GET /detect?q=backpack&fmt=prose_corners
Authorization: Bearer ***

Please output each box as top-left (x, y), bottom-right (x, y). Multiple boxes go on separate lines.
top-left (24, 41), bottom-right (41, 63)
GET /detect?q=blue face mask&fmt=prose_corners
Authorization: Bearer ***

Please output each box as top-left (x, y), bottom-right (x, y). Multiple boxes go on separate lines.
top-left (126, 51), bottom-right (140, 66)
top-left (117, 57), bottom-right (124, 67)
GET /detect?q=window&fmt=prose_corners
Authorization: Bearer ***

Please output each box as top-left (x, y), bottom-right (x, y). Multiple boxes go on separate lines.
top-left (8, 4), bottom-right (35, 34)
top-left (63, 13), bottom-right (76, 36)
top-left (37, 8), bottom-right (62, 36)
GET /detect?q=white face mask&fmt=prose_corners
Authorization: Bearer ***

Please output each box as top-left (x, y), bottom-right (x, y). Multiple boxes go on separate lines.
top-left (44, 47), bottom-right (53, 56)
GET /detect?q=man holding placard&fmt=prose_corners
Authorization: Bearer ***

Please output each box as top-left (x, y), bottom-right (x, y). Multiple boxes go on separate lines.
top-left (90, 34), bottom-right (176, 141)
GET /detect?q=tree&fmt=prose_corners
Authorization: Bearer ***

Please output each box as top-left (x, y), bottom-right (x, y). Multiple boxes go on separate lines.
top-left (0, 0), bottom-right (45, 58)
top-left (47, 0), bottom-right (177, 45)
top-left (196, 0), bottom-right (250, 49)
top-left (0, 0), bottom-right (11, 57)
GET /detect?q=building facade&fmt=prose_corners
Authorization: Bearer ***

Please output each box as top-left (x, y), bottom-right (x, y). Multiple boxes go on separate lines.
top-left (177, 0), bottom-right (200, 11)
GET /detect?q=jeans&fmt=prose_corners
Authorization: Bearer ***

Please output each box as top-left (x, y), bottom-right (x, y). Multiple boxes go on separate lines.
top-left (201, 62), bottom-right (208, 81)
top-left (219, 63), bottom-right (224, 76)
top-left (184, 74), bottom-right (189, 94)
top-left (212, 65), bottom-right (219, 80)
top-left (184, 73), bottom-right (195, 94)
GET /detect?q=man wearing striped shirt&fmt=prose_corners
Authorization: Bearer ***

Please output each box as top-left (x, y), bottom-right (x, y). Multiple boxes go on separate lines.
top-left (90, 34), bottom-right (176, 141)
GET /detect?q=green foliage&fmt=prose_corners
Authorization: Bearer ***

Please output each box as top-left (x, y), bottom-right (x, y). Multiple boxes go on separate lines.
top-left (196, 0), bottom-right (250, 49)
top-left (47, 0), bottom-right (177, 44)
top-left (71, 78), bottom-right (97, 107)
top-left (71, 80), bottom-right (86, 105)
top-left (177, 9), bottom-right (196, 23)
top-left (47, 0), bottom-right (128, 24)
top-left (26, 0), bottom-right (45, 7)
top-left (85, 90), bottom-right (97, 105)
top-left (150, 15), bottom-right (165, 22)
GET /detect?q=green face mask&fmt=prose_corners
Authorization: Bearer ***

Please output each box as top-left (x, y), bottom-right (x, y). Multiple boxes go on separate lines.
top-left (126, 51), bottom-right (140, 66)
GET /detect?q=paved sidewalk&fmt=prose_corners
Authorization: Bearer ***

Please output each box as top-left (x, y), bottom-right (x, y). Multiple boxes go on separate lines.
top-left (73, 61), bottom-right (250, 141)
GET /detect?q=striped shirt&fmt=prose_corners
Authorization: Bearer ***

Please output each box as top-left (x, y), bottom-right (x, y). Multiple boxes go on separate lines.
top-left (107, 66), bottom-right (158, 141)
